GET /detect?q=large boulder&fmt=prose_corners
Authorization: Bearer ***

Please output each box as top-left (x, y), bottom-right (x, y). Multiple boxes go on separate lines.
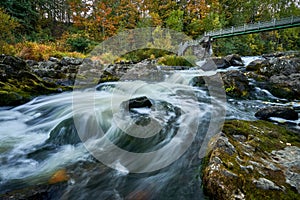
top-left (60, 57), bottom-right (83, 66)
top-left (224, 54), bottom-right (244, 66)
top-left (259, 57), bottom-right (300, 77)
top-left (128, 96), bottom-right (153, 110)
top-left (0, 55), bottom-right (28, 71)
top-left (255, 106), bottom-right (298, 120)
top-left (212, 57), bottom-right (230, 69)
top-left (246, 59), bottom-right (270, 71)
top-left (221, 70), bottom-right (251, 98)
top-left (202, 120), bottom-right (300, 200)
top-left (0, 55), bottom-right (76, 106)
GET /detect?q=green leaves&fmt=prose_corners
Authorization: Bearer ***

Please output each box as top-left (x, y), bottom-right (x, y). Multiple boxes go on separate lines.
top-left (166, 10), bottom-right (184, 31)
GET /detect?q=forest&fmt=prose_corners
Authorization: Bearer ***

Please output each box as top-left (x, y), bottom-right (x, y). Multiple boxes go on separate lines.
top-left (0, 0), bottom-right (299, 61)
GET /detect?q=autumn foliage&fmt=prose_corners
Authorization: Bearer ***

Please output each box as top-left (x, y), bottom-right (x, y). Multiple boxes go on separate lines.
top-left (0, 0), bottom-right (299, 58)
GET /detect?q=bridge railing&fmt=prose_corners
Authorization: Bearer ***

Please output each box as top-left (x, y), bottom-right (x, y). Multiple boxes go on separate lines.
top-left (179, 16), bottom-right (300, 56)
top-left (205, 16), bottom-right (300, 38)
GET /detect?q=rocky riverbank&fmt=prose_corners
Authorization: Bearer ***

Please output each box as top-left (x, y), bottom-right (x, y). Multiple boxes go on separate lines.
top-left (201, 51), bottom-right (300, 199)
top-left (202, 120), bottom-right (300, 200)
top-left (0, 55), bottom-right (82, 106)
top-left (1, 51), bottom-right (299, 106)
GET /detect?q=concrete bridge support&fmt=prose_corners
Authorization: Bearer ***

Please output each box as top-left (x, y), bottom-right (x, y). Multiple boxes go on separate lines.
top-left (178, 36), bottom-right (212, 60)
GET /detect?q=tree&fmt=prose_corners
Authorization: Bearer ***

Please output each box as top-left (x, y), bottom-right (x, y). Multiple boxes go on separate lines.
top-left (0, 0), bottom-right (39, 32)
top-left (166, 10), bottom-right (184, 31)
top-left (0, 8), bottom-right (19, 41)
top-left (0, 8), bottom-right (19, 53)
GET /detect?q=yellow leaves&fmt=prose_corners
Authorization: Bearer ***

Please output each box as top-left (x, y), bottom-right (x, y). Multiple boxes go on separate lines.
top-left (13, 41), bottom-right (85, 61)
top-left (149, 13), bottom-right (163, 26)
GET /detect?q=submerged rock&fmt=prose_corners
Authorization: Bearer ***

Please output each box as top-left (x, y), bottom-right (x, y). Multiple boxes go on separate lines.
top-left (202, 120), bottom-right (300, 200)
top-left (255, 106), bottom-right (298, 120)
top-left (46, 118), bottom-right (81, 146)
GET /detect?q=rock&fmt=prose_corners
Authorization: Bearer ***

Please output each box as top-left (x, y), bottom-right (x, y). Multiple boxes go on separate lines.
top-left (221, 70), bottom-right (251, 98)
top-left (26, 60), bottom-right (38, 67)
top-left (0, 55), bottom-right (28, 71)
top-left (260, 57), bottom-right (300, 77)
top-left (49, 57), bottom-right (60, 63)
top-left (38, 61), bottom-right (58, 70)
top-left (253, 178), bottom-right (281, 190)
top-left (60, 57), bottom-right (83, 66)
top-left (45, 118), bottom-right (81, 146)
top-left (189, 76), bottom-right (206, 87)
top-left (271, 146), bottom-right (300, 193)
top-left (246, 59), bottom-right (270, 71)
top-left (0, 91), bottom-right (25, 106)
top-left (212, 57), bottom-right (230, 69)
top-left (255, 106), bottom-right (298, 120)
top-left (0, 64), bottom-right (13, 80)
top-left (262, 52), bottom-right (286, 58)
top-left (98, 64), bottom-right (130, 83)
top-left (202, 120), bottom-right (300, 200)
top-left (262, 51), bottom-right (300, 59)
top-left (18, 71), bottom-right (41, 82)
top-left (267, 73), bottom-right (300, 100)
top-left (244, 54), bottom-right (300, 100)
top-left (128, 96), bottom-right (153, 110)
top-left (215, 135), bottom-right (236, 155)
top-left (224, 54), bottom-right (244, 66)
top-left (0, 182), bottom-right (68, 200)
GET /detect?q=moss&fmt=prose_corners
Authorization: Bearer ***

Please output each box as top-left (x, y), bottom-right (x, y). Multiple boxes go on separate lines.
top-left (158, 55), bottom-right (193, 67)
top-left (98, 74), bottom-right (120, 83)
top-left (0, 75), bottom-right (71, 106)
top-left (269, 86), bottom-right (297, 100)
top-left (202, 120), bottom-right (300, 200)
top-left (223, 120), bottom-right (300, 152)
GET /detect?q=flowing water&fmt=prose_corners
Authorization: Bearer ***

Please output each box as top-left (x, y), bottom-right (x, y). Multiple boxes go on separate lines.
top-left (0, 57), bottom-right (299, 199)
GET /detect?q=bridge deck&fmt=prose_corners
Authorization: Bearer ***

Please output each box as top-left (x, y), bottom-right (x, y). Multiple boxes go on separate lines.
top-left (205, 16), bottom-right (300, 39)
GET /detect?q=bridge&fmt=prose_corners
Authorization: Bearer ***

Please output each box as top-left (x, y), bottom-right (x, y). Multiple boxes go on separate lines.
top-left (178, 16), bottom-right (300, 57)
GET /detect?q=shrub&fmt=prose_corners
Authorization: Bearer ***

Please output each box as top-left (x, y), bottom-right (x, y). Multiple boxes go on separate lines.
top-left (158, 55), bottom-right (193, 67)
top-left (16, 42), bottom-right (85, 61)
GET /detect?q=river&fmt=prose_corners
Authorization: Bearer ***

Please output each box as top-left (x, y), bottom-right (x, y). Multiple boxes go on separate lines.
top-left (0, 56), bottom-right (299, 199)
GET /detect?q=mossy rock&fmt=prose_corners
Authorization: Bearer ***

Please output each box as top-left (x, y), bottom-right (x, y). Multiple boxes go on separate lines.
top-left (268, 85), bottom-right (298, 100)
top-left (202, 120), bottom-right (300, 200)
top-left (222, 71), bottom-right (251, 99)
top-left (0, 78), bottom-right (71, 106)
top-left (0, 90), bottom-right (29, 106)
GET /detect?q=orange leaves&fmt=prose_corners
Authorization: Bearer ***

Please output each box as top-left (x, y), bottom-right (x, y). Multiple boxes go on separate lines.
top-left (48, 169), bottom-right (70, 184)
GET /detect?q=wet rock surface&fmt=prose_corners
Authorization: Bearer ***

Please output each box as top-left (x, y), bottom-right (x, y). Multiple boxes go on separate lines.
top-left (221, 70), bottom-right (251, 98)
top-left (0, 55), bottom-right (83, 106)
top-left (224, 54), bottom-right (244, 66)
top-left (245, 51), bottom-right (300, 100)
top-left (255, 106), bottom-right (299, 120)
top-left (202, 120), bottom-right (300, 200)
